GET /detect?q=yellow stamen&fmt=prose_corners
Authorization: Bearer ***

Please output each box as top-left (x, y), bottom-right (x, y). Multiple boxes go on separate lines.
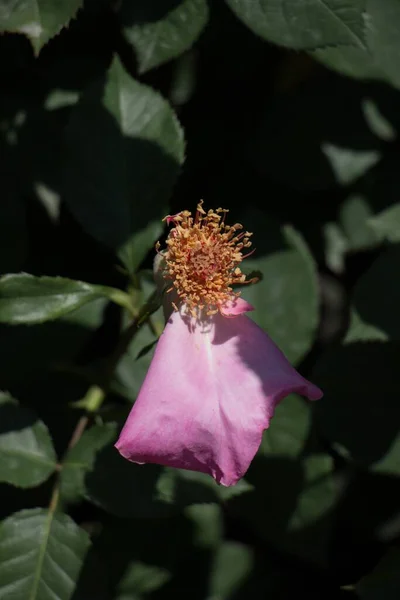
top-left (158, 201), bottom-right (256, 317)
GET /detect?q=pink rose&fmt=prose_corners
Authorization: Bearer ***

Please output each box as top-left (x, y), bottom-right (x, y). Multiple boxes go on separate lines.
top-left (116, 202), bottom-right (322, 486)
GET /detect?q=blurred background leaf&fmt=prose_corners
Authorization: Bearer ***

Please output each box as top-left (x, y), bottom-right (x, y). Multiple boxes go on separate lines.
top-left (366, 0), bottom-right (400, 90)
top-left (0, 0), bottom-right (83, 55)
top-left (225, 0), bottom-right (366, 49)
top-left (0, 392), bottom-right (57, 488)
top-left (346, 245), bottom-right (400, 342)
top-left (369, 203), bottom-right (400, 242)
top-left (117, 0), bottom-right (209, 74)
top-left (357, 545), bottom-right (400, 600)
top-left (60, 422), bottom-right (116, 503)
top-left (63, 56), bottom-right (185, 273)
top-left (242, 220), bottom-right (319, 364)
top-left (225, 395), bottom-right (337, 566)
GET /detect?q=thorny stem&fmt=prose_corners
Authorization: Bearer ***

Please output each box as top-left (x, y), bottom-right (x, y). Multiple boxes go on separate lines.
top-left (48, 289), bottom-right (161, 512)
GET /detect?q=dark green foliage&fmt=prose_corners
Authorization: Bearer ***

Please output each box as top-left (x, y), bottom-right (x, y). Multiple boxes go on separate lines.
top-left (0, 1), bottom-right (399, 598)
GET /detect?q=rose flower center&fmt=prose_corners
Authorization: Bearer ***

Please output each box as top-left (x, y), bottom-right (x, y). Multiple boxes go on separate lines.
top-left (156, 201), bottom-right (255, 316)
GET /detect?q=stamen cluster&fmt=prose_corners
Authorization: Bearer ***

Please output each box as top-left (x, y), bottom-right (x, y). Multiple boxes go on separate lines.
top-left (156, 201), bottom-right (255, 316)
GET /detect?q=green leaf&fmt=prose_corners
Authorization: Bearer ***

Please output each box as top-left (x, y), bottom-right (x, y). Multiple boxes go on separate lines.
top-left (314, 247), bottom-right (400, 474)
top-left (243, 221), bottom-right (319, 364)
top-left (0, 0), bottom-right (83, 55)
top-left (366, 0), bottom-right (400, 89)
top-left (0, 392), bottom-right (57, 488)
top-left (323, 221), bottom-right (348, 274)
top-left (345, 309), bottom-right (388, 343)
top-left (0, 299), bottom-right (108, 403)
top-left (369, 203), bottom-right (400, 242)
top-left (83, 423), bottom-right (173, 518)
top-left (225, 0), bottom-right (366, 49)
top-left (357, 545), bottom-right (400, 600)
top-left (209, 542), bottom-right (253, 599)
top-left (260, 395), bottom-right (312, 458)
top-left (0, 273), bottom-right (133, 325)
top-left (118, 0), bottom-right (209, 74)
top-left (0, 508), bottom-right (90, 600)
top-left (311, 44), bottom-right (385, 81)
top-left (115, 322), bottom-right (158, 402)
top-left (115, 563), bottom-right (171, 600)
top-left (230, 454), bottom-right (336, 566)
top-left (287, 454), bottom-right (336, 534)
top-left (324, 193), bottom-right (383, 273)
top-left (339, 194), bottom-right (382, 252)
top-left (314, 342), bottom-right (400, 474)
top-left (185, 503), bottom-right (223, 549)
top-left (226, 395), bottom-right (336, 565)
top-left (74, 506), bottom-right (306, 599)
top-left (60, 423), bottom-right (116, 503)
top-left (362, 98), bottom-right (397, 142)
top-left (347, 246), bottom-right (400, 342)
top-left (63, 56), bottom-right (185, 273)
top-left (249, 75), bottom-right (379, 192)
top-left (111, 273), bottom-right (162, 402)
top-left (76, 508), bottom-right (223, 600)
top-left (155, 469), bottom-right (218, 507)
top-left (321, 144), bottom-right (380, 186)
top-left (169, 51), bottom-right (197, 107)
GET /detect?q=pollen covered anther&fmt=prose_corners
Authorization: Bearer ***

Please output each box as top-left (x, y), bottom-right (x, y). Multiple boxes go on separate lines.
top-left (159, 201), bottom-right (257, 316)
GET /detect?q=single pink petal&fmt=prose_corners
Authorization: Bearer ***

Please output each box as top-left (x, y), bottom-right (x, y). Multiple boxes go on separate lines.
top-left (219, 297), bottom-right (254, 316)
top-left (115, 309), bottom-right (322, 486)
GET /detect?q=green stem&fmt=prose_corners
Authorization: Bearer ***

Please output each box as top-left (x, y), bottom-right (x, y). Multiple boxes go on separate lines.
top-left (47, 289), bottom-right (162, 511)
